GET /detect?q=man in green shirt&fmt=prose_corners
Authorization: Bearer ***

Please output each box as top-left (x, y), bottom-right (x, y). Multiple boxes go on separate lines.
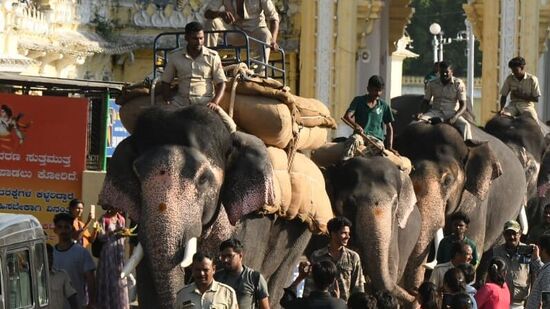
top-left (343, 75), bottom-right (394, 156)
top-left (435, 212), bottom-right (479, 267)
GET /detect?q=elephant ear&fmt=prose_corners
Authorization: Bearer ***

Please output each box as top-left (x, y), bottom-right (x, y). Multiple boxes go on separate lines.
top-left (464, 140), bottom-right (503, 201)
top-left (220, 131), bottom-right (275, 225)
top-left (98, 136), bottom-right (141, 221)
top-left (396, 172), bottom-right (417, 229)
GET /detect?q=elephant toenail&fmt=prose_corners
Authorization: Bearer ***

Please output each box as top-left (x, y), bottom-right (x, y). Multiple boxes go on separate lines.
top-left (159, 203), bottom-right (167, 212)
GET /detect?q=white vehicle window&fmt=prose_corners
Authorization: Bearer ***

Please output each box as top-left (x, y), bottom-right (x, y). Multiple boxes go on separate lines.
top-left (34, 244), bottom-right (48, 306)
top-left (6, 250), bottom-right (33, 309)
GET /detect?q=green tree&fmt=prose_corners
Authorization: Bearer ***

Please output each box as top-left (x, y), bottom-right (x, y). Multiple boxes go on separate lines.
top-left (403, 0), bottom-right (482, 77)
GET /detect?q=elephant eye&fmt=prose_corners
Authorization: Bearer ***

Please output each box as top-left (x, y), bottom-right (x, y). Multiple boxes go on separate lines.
top-left (441, 173), bottom-right (454, 187)
top-left (197, 170), bottom-right (214, 186)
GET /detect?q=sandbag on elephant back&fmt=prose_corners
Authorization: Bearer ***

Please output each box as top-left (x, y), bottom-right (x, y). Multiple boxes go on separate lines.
top-left (225, 77), bottom-right (294, 104)
top-left (294, 126), bottom-right (328, 150)
top-left (262, 148), bottom-right (333, 234)
top-left (293, 96), bottom-right (337, 129)
top-left (264, 147), bottom-right (292, 215)
top-left (288, 152), bottom-right (333, 233)
top-left (219, 93), bottom-right (294, 148)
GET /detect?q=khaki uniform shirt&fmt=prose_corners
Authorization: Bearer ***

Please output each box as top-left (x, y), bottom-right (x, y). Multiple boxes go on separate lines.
top-left (207, 0), bottom-right (279, 30)
top-left (493, 244), bottom-right (544, 306)
top-left (161, 46), bottom-right (227, 103)
top-left (500, 73), bottom-right (541, 105)
top-left (176, 280), bottom-right (238, 309)
top-left (424, 77), bottom-right (467, 117)
top-left (304, 246), bottom-right (365, 301)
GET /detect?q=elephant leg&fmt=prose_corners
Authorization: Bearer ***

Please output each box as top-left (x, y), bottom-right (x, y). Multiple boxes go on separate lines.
top-left (235, 215), bottom-right (312, 309)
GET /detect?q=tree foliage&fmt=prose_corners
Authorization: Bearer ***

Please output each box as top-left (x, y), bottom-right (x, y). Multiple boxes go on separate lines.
top-left (403, 0), bottom-right (482, 77)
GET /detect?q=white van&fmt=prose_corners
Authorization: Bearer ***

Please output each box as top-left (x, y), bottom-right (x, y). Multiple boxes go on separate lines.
top-left (0, 214), bottom-right (49, 309)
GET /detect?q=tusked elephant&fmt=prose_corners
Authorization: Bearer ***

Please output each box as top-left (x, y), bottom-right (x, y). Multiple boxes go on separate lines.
top-left (394, 121), bottom-right (526, 290)
top-left (311, 156), bottom-right (421, 303)
top-left (99, 104), bottom-right (312, 308)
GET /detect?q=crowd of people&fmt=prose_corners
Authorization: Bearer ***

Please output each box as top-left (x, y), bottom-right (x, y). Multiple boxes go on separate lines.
top-left (49, 199), bottom-right (131, 309)
top-left (48, 199), bottom-right (550, 309)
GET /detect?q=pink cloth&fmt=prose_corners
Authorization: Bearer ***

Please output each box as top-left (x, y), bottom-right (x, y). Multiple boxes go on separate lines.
top-left (475, 282), bottom-right (511, 309)
top-left (97, 213), bottom-right (129, 309)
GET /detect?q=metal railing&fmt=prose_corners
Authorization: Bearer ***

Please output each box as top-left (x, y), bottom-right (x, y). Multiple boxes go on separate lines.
top-left (152, 30), bottom-right (286, 83)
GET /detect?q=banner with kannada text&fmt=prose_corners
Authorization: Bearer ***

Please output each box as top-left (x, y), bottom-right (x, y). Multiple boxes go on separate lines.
top-left (0, 93), bottom-right (88, 241)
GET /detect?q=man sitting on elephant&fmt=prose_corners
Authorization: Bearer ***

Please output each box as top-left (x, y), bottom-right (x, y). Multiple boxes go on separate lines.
top-left (303, 217), bottom-right (365, 301)
top-left (161, 22), bottom-right (227, 108)
top-left (419, 61), bottom-right (472, 141)
top-left (499, 56), bottom-right (541, 120)
top-left (343, 75), bottom-right (394, 157)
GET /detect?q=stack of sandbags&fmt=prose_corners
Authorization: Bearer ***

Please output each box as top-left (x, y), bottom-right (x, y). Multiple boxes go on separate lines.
top-left (293, 95), bottom-right (337, 129)
top-left (263, 147), bottom-right (333, 234)
top-left (218, 92), bottom-right (294, 149)
top-left (219, 76), bottom-right (335, 151)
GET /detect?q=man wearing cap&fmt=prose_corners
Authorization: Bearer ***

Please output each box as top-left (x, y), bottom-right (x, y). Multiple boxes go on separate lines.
top-left (492, 220), bottom-right (544, 309)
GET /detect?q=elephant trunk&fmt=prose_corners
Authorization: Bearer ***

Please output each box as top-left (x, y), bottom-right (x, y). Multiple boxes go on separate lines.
top-left (356, 199), bottom-right (415, 303)
top-left (139, 167), bottom-right (205, 308)
top-left (403, 172), bottom-right (446, 291)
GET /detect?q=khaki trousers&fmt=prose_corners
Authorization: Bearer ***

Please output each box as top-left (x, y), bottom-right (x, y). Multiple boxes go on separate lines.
top-left (205, 18), bottom-right (272, 71)
top-left (502, 101), bottom-right (539, 121)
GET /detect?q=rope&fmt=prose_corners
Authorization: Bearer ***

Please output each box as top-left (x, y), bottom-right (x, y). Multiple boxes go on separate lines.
top-left (228, 64), bottom-right (251, 118)
top-left (229, 75), bottom-right (239, 118)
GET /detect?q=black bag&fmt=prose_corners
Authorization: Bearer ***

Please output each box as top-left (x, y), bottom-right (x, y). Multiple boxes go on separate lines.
top-left (91, 238), bottom-right (105, 258)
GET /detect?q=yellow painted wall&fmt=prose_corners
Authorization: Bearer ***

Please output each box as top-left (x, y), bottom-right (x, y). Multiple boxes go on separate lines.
top-left (82, 170), bottom-right (107, 218)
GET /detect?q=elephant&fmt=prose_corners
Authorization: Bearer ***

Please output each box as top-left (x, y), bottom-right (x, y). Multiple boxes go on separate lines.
top-left (485, 114), bottom-right (546, 206)
top-left (309, 156), bottom-right (421, 303)
top-left (98, 104), bottom-right (312, 308)
top-left (394, 121), bottom-right (526, 290)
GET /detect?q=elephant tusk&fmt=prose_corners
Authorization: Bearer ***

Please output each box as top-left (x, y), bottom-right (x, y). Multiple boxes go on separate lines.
top-left (180, 237), bottom-right (198, 268)
top-left (519, 206), bottom-right (529, 235)
top-left (121, 243), bottom-right (144, 279)
top-left (424, 228), bottom-right (444, 270)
